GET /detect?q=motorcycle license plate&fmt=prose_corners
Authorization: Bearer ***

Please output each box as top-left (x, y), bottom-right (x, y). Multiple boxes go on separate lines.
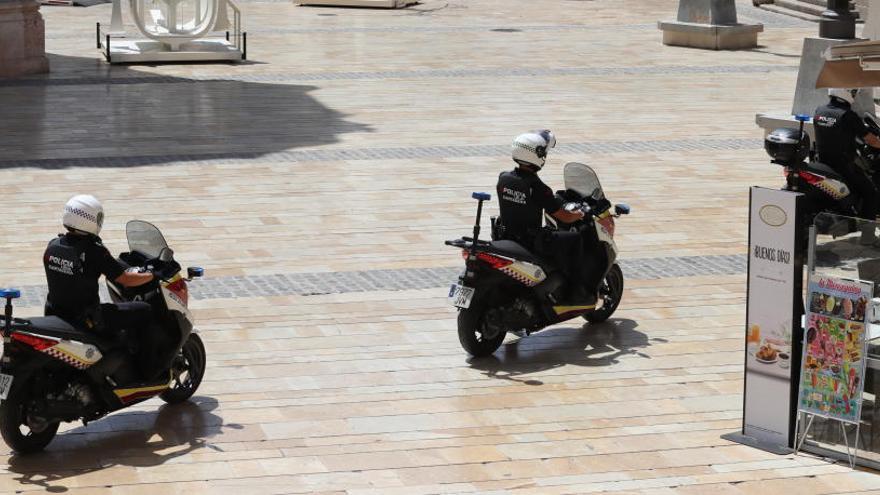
top-left (0, 373), bottom-right (13, 401)
top-left (448, 284), bottom-right (475, 309)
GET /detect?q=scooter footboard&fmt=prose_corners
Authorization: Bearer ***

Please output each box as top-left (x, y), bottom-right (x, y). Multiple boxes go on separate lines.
top-left (532, 271), bottom-right (565, 303)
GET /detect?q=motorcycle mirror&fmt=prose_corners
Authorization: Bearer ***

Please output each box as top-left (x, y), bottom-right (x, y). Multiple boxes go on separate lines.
top-left (615, 204), bottom-right (631, 215)
top-left (471, 192), bottom-right (491, 201)
top-left (159, 247), bottom-right (174, 262)
top-left (187, 267), bottom-right (204, 279)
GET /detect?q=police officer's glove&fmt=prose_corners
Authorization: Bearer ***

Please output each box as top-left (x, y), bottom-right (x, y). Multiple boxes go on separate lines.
top-left (151, 266), bottom-right (171, 281)
top-left (594, 198), bottom-right (611, 213)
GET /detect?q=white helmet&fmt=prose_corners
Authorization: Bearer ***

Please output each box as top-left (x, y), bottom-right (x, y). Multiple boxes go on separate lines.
top-left (829, 88), bottom-right (860, 105)
top-left (512, 129), bottom-right (556, 169)
top-left (62, 194), bottom-right (104, 236)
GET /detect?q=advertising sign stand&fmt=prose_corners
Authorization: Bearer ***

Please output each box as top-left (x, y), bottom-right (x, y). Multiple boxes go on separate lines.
top-left (796, 413), bottom-right (860, 468)
top-left (726, 187), bottom-right (805, 454)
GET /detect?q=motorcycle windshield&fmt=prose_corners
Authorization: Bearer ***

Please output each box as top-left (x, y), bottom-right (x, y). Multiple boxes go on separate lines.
top-left (563, 162), bottom-right (605, 200)
top-left (126, 220), bottom-right (169, 258)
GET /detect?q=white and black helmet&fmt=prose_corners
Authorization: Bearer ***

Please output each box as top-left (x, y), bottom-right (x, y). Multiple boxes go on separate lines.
top-left (512, 129), bottom-right (556, 169)
top-left (62, 194), bottom-right (104, 236)
top-left (829, 88), bottom-right (861, 105)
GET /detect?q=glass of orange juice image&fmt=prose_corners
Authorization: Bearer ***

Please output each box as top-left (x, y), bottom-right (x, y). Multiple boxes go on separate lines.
top-left (747, 324), bottom-right (760, 356)
top-left (748, 324), bottom-right (761, 343)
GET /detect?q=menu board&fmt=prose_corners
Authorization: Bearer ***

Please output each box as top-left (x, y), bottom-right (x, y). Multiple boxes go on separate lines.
top-left (798, 276), bottom-right (872, 424)
top-left (742, 187), bottom-right (803, 448)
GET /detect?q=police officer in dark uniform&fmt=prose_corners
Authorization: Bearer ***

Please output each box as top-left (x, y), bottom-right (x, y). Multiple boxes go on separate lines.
top-left (44, 195), bottom-right (158, 380)
top-left (496, 130), bottom-right (600, 305)
top-left (814, 88), bottom-right (880, 243)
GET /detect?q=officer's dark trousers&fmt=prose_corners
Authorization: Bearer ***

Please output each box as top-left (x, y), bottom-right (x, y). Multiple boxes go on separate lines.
top-left (583, 239), bottom-right (607, 295)
top-left (536, 231), bottom-right (598, 299)
top-left (837, 161), bottom-right (879, 220)
top-left (46, 302), bottom-right (162, 381)
top-left (100, 302), bottom-right (162, 380)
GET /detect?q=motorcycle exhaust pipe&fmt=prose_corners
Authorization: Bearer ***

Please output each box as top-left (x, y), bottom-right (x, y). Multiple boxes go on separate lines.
top-left (44, 399), bottom-right (86, 422)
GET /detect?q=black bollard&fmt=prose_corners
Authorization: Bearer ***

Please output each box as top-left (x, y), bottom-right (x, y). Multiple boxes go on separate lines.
top-left (819, 0), bottom-right (856, 40)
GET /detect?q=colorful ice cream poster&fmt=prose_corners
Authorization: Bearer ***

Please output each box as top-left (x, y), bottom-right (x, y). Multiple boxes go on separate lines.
top-left (798, 277), bottom-right (872, 424)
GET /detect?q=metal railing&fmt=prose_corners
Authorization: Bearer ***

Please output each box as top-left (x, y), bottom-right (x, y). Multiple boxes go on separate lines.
top-left (224, 0), bottom-right (246, 60)
top-left (96, 22), bottom-right (111, 62)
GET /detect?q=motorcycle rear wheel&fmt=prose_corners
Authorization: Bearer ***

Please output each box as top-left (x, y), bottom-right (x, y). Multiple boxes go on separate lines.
top-left (458, 307), bottom-right (506, 357)
top-left (584, 263), bottom-right (624, 324)
top-left (160, 333), bottom-right (206, 404)
top-left (0, 379), bottom-right (60, 454)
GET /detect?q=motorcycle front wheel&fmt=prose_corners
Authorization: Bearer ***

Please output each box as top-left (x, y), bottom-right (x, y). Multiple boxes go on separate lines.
top-left (160, 333), bottom-right (207, 404)
top-left (458, 306), bottom-right (506, 357)
top-left (585, 263), bottom-right (624, 324)
top-left (0, 378), bottom-right (60, 454)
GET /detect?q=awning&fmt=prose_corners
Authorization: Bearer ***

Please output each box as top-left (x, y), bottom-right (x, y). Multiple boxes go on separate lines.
top-left (816, 40), bottom-right (880, 88)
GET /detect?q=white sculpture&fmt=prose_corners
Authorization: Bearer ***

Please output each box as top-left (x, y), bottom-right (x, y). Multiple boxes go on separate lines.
top-left (98, 0), bottom-right (244, 63)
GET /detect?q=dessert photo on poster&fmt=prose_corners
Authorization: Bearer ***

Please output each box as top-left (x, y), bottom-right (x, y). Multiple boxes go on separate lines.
top-left (747, 319), bottom-right (792, 372)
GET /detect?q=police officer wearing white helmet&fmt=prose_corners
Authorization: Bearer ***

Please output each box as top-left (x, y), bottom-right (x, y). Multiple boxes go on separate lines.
top-left (496, 130), bottom-right (601, 305)
top-left (815, 88), bottom-right (880, 243)
top-left (43, 195), bottom-right (158, 381)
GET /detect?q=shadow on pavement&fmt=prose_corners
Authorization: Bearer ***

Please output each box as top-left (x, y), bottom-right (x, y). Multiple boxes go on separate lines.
top-left (6, 396), bottom-right (241, 492)
top-left (0, 53), bottom-right (372, 167)
top-left (467, 318), bottom-right (665, 386)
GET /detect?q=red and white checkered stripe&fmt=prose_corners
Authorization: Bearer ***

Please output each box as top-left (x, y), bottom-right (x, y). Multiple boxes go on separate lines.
top-left (498, 265), bottom-right (540, 287)
top-left (42, 346), bottom-right (89, 370)
top-left (815, 179), bottom-right (848, 200)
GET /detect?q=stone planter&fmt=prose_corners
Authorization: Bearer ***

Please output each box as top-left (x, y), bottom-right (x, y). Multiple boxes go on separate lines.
top-left (0, 0), bottom-right (48, 78)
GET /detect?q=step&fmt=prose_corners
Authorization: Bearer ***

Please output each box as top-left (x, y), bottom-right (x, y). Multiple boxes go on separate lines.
top-left (774, 0), bottom-right (828, 17)
top-left (793, 0), bottom-right (860, 11)
top-left (759, 3), bottom-right (823, 22)
top-left (759, 0), bottom-right (860, 23)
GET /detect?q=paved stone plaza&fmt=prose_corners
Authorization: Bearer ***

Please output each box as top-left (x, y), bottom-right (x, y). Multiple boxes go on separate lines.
top-left (3, 0), bottom-right (880, 493)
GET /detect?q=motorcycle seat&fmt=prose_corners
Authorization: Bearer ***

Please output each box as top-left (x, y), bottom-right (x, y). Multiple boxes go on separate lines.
top-left (806, 161), bottom-right (844, 180)
top-left (23, 316), bottom-right (114, 349)
top-left (488, 240), bottom-right (551, 266)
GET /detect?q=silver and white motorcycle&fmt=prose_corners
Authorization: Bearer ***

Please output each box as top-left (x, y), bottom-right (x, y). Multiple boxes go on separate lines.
top-left (445, 162), bottom-right (630, 357)
top-left (0, 220), bottom-right (206, 454)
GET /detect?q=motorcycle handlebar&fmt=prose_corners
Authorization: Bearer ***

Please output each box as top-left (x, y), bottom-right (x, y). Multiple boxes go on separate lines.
top-left (131, 259), bottom-right (178, 281)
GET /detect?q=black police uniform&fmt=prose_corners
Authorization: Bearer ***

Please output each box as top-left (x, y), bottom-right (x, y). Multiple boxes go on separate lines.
top-left (496, 167), bottom-right (598, 301)
top-left (814, 97), bottom-right (879, 220)
top-left (43, 233), bottom-right (157, 378)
